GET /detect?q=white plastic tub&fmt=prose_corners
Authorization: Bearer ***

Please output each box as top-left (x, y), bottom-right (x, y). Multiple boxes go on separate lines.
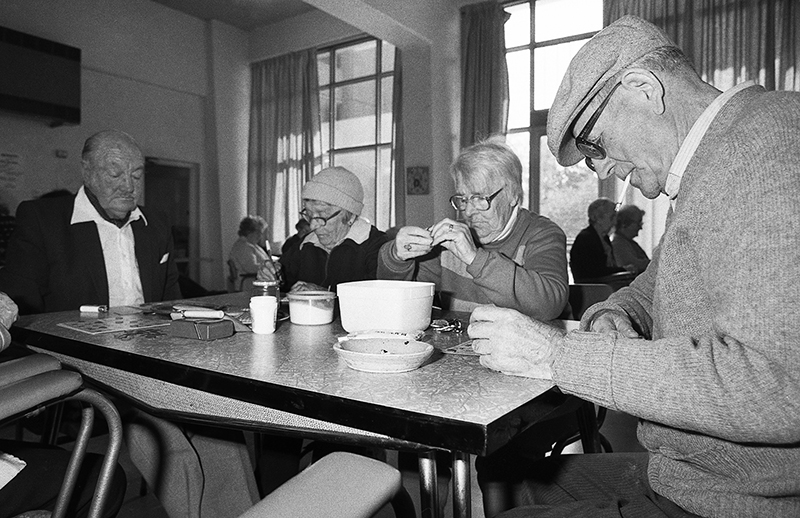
top-left (337, 280), bottom-right (435, 333)
top-left (287, 291), bottom-right (336, 325)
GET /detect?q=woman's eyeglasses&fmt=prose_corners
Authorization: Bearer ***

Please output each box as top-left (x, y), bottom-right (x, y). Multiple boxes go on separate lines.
top-left (575, 81), bottom-right (621, 171)
top-left (449, 188), bottom-right (503, 211)
top-left (300, 209), bottom-right (341, 227)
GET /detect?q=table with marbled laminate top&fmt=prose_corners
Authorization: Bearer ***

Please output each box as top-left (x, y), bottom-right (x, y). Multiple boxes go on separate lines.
top-left (11, 292), bottom-right (586, 518)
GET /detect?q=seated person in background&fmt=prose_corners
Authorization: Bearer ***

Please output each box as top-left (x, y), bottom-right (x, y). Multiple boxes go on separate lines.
top-left (0, 292), bottom-right (127, 518)
top-left (378, 137), bottom-right (568, 319)
top-left (467, 15), bottom-right (800, 517)
top-left (0, 130), bottom-right (258, 518)
top-left (280, 218), bottom-right (311, 257)
top-left (261, 167), bottom-right (388, 292)
top-left (612, 204), bottom-right (650, 276)
top-left (228, 215), bottom-right (277, 292)
top-left (569, 197), bottom-right (632, 282)
top-left (378, 137), bottom-right (570, 515)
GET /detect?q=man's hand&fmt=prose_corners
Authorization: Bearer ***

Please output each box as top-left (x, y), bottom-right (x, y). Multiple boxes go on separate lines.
top-left (585, 308), bottom-right (640, 337)
top-left (468, 305), bottom-right (564, 379)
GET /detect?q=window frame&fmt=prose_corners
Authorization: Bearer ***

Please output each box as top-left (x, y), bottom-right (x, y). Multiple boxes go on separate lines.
top-left (504, 0), bottom-right (602, 213)
top-left (316, 36), bottom-right (397, 229)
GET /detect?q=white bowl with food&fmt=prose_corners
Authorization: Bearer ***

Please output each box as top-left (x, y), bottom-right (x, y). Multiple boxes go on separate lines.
top-left (336, 280), bottom-right (435, 333)
top-left (334, 336), bottom-right (434, 373)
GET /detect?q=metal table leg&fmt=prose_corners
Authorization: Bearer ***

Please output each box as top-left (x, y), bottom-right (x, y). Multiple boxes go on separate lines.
top-left (452, 451), bottom-right (471, 518)
top-left (418, 451), bottom-right (440, 518)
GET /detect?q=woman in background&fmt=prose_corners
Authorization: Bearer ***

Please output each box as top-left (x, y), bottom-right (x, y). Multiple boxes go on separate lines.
top-left (229, 215), bottom-right (277, 291)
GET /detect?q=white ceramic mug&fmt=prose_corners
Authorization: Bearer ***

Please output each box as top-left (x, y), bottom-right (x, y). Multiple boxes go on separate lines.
top-left (249, 295), bottom-right (278, 334)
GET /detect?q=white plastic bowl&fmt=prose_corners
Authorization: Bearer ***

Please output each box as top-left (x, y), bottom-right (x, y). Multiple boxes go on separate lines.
top-left (287, 291), bottom-right (336, 325)
top-left (334, 337), bottom-right (434, 373)
top-left (337, 280), bottom-right (435, 333)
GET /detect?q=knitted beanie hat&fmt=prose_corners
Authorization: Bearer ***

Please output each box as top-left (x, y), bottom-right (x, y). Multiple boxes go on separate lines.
top-left (301, 167), bottom-right (364, 216)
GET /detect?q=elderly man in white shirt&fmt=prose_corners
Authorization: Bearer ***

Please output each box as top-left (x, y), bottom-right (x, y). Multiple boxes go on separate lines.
top-left (0, 130), bottom-right (259, 518)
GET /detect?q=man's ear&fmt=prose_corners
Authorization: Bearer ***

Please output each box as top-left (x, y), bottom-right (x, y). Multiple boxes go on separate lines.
top-left (620, 68), bottom-right (665, 115)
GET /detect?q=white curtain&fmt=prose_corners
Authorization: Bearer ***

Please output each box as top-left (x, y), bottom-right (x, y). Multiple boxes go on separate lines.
top-left (460, 0), bottom-right (510, 148)
top-left (248, 49), bottom-right (322, 247)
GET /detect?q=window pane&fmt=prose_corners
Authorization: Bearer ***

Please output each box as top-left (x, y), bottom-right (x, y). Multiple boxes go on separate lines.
top-left (382, 42), bottom-right (395, 73)
top-left (333, 149), bottom-right (377, 224)
top-left (539, 134), bottom-right (598, 242)
top-left (335, 40), bottom-right (377, 81)
top-left (535, 0), bottom-right (602, 42)
top-left (504, 3), bottom-right (530, 48)
top-left (505, 131), bottom-right (530, 210)
top-left (381, 77), bottom-right (393, 144)
top-left (376, 145), bottom-right (393, 230)
top-left (319, 87), bottom-right (331, 158)
top-left (534, 39), bottom-right (588, 110)
top-left (334, 81), bottom-right (376, 148)
top-left (317, 51), bottom-right (330, 86)
top-left (507, 49), bottom-right (530, 130)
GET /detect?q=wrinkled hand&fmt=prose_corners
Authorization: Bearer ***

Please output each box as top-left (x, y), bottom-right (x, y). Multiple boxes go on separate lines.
top-left (0, 293), bottom-right (18, 350)
top-left (256, 258), bottom-right (281, 282)
top-left (584, 309), bottom-right (640, 338)
top-left (468, 305), bottom-right (564, 379)
top-left (430, 218), bottom-right (477, 265)
top-left (0, 292), bottom-right (18, 329)
top-left (393, 226), bottom-right (434, 261)
top-left (290, 281), bottom-right (327, 293)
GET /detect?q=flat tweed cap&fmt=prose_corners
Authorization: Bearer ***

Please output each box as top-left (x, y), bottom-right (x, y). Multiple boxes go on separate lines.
top-left (302, 166), bottom-right (364, 216)
top-left (546, 15), bottom-right (676, 166)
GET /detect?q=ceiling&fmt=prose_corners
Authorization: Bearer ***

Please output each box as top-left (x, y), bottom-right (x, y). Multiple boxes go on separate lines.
top-left (150, 0), bottom-right (317, 31)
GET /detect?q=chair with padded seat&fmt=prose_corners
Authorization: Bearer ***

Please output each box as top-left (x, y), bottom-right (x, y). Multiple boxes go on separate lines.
top-left (1, 351), bottom-right (416, 518)
top-left (227, 258), bottom-right (257, 293)
top-left (0, 353), bottom-right (123, 518)
top-left (240, 450), bottom-right (416, 518)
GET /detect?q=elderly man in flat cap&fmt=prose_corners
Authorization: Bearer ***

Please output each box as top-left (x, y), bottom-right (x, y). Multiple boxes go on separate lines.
top-left (468, 15), bottom-right (800, 518)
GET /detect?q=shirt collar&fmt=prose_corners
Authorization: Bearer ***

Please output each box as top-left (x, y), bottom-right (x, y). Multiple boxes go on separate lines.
top-left (71, 185), bottom-right (146, 227)
top-left (665, 81), bottom-right (756, 205)
top-left (304, 216), bottom-right (371, 249)
top-left (484, 205), bottom-right (519, 244)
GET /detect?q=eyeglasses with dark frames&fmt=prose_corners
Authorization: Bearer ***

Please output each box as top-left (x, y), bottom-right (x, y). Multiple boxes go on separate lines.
top-left (449, 188), bottom-right (503, 212)
top-left (299, 209), bottom-right (342, 227)
top-left (575, 81), bottom-right (621, 172)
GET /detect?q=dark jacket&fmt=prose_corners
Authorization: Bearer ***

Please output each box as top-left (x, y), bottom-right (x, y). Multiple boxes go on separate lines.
top-left (0, 194), bottom-right (181, 314)
top-left (280, 222), bottom-right (387, 292)
top-left (569, 225), bottom-right (626, 282)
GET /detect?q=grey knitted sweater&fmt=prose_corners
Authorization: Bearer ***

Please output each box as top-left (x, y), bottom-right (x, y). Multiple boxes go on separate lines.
top-left (554, 85), bottom-right (800, 517)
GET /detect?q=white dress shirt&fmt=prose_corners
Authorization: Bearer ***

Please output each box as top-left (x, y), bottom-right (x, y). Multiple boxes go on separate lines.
top-left (70, 186), bottom-right (146, 307)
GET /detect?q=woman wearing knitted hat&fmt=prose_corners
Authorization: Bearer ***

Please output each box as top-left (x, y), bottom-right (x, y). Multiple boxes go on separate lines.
top-left (260, 167), bottom-right (387, 292)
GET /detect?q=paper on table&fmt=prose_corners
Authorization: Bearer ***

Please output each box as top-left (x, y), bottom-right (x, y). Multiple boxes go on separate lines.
top-left (0, 451), bottom-right (26, 490)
